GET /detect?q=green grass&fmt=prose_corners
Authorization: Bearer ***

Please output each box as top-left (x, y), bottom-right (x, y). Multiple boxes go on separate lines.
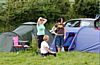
top-left (0, 51), bottom-right (99, 65)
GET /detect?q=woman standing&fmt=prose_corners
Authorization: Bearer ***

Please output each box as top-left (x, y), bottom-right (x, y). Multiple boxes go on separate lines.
top-left (37, 17), bottom-right (47, 49)
top-left (54, 18), bottom-right (65, 52)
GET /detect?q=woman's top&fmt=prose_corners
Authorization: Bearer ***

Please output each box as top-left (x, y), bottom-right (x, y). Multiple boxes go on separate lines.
top-left (55, 23), bottom-right (64, 35)
top-left (37, 24), bottom-right (45, 35)
top-left (40, 41), bottom-right (49, 54)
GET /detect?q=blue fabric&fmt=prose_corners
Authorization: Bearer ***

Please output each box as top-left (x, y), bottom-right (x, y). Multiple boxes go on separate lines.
top-left (74, 27), bottom-right (100, 53)
top-left (63, 37), bottom-right (73, 46)
top-left (55, 35), bottom-right (64, 48)
top-left (50, 36), bottom-right (56, 52)
top-left (50, 27), bottom-right (100, 53)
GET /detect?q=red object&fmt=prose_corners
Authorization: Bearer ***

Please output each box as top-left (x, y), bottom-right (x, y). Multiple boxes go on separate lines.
top-left (3, 43), bottom-right (7, 48)
top-left (95, 28), bottom-right (100, 30)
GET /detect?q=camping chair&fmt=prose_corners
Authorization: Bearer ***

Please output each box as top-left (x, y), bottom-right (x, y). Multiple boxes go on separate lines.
top-left (13, 36), bottom-right (29, 52)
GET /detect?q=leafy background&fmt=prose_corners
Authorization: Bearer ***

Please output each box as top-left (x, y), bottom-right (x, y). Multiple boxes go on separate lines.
top-left (0, 0), bottom-right (99, 32)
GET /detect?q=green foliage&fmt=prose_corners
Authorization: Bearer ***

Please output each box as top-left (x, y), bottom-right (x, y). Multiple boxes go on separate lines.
top-left (74, 0), bottom-right (99, 18)
top-left (0, 51), bottom-right (99, 65)
top-left (30, 37), bottom-right (38, 52)
top-left (0, 0), bottom-right (99, 32)
top-left (0, 0), bottom-right (70, 32)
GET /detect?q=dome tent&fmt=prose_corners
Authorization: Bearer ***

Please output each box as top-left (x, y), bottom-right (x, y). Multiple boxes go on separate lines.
top-left (0, 32), bottom-right (17, 52)
top-left (0, 22), bottom-right (54, 52)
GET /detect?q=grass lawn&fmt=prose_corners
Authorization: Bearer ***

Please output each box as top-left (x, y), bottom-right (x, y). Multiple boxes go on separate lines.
top-left (0, 51), bottom-right (99, 65)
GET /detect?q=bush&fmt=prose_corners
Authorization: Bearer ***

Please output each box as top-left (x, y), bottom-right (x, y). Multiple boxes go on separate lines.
top-left (74, 0), bottom-right (99, 18)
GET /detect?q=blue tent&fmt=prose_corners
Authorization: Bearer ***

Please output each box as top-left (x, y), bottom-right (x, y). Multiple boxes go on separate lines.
top-left (50, 27), bottom-right (100, 53)
top-left (74, 27), bottom-right (100, 53)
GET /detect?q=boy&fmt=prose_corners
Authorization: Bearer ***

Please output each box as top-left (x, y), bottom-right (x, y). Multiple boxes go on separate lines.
top-left (40, 35), bottom-right (56, 57)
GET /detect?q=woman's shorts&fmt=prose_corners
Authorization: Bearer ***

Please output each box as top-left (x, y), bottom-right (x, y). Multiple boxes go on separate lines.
top-left (55, 35), bottom-right (64, 48)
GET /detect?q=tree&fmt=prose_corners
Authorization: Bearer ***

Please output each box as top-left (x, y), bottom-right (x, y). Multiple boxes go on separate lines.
top-left (74, 0), bottom-right (99, 18)
top-left (0, 0), bottom-right (70, 31)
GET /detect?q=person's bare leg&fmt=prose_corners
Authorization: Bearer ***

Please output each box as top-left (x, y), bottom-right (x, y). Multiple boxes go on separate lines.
top-left (57, 47), bottom-right (61, 52)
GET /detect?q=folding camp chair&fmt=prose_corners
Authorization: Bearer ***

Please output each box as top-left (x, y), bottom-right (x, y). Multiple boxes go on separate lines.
top-left (13, 36), bottom-right (29, 52)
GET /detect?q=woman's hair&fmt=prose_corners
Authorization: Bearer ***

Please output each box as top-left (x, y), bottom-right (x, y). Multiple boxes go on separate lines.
top-left (57, 18), bottom-right (61, 23)
top-left (57, 17), bottom-right (65, 23)
top-left (37, 17), bottom-right (47, 24)
top-left (37, 17), bottom-right (42, 22)
top-left (43, 35), bottom-right (49, 41)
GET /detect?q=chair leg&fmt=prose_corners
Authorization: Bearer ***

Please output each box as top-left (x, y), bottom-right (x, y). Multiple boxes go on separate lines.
top-left (13, 46), bottom-right (20, 52)
top-left (13, 46), bottom-right (29, 52)
top-left (23, 47), bottom-right (27, 51)
top-left (13, 46), bottom-right (17, 52)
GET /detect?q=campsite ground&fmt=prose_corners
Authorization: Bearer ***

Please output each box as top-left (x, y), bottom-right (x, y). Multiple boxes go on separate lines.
top-left (0, 51), bottom-right (99, 65)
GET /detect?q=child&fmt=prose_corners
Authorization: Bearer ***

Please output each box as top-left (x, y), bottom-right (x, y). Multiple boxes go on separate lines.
top-left (40, 35), bottom-right (56, 57)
